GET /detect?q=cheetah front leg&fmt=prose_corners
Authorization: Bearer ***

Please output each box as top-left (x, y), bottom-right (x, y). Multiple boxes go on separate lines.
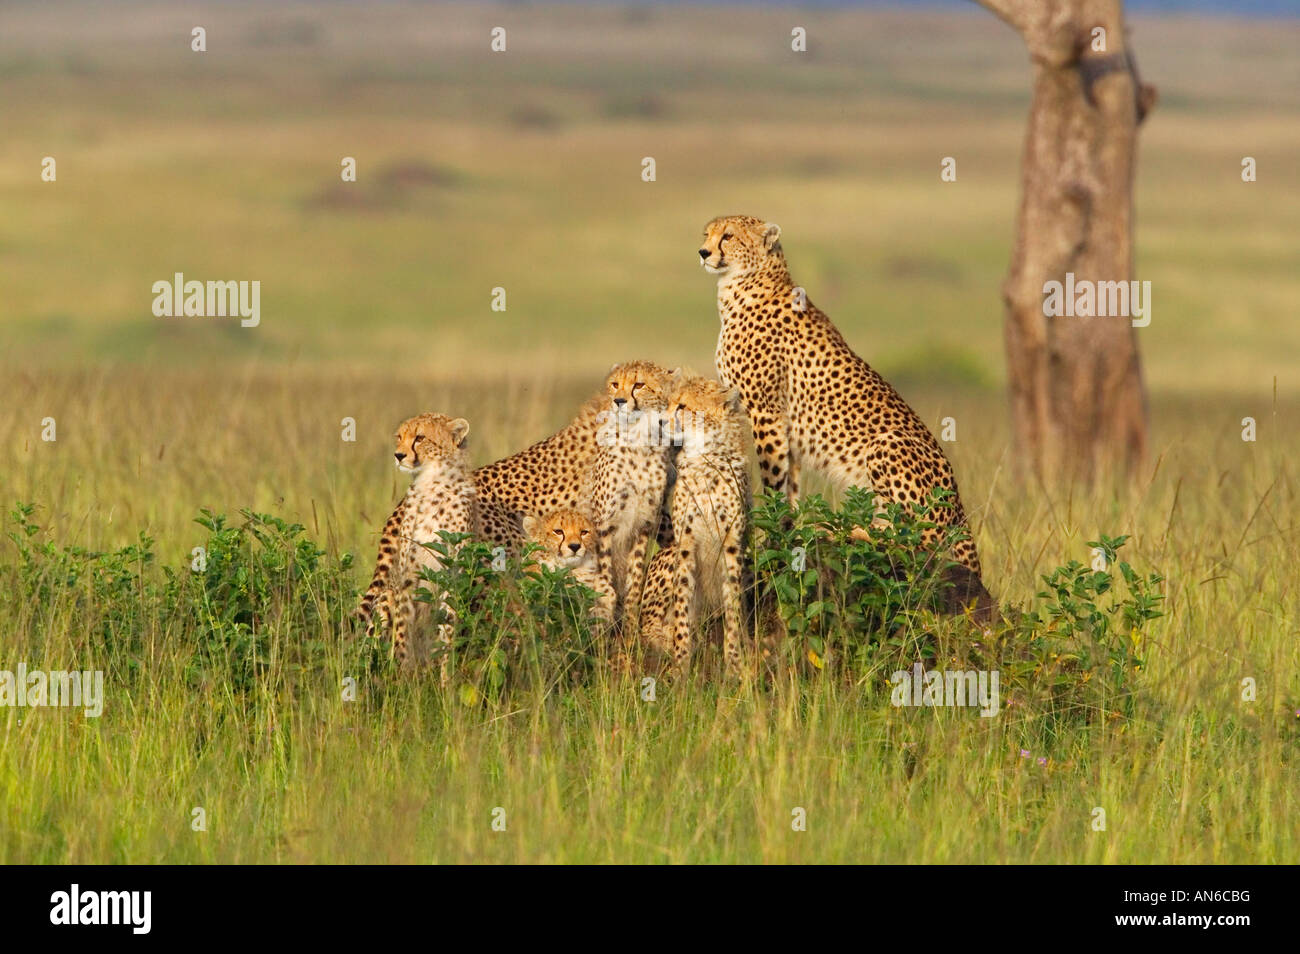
top-left (621, 524), bottom-right (654, 630)
top-left (749, 410), bottom-right (796, 500)
top-left (595, 523), bottom-right (620, 616)
top-left (434, 612), bottom-right (454, 687)
top-left (391, 586), bottom-right (416, 670)
top-left (428, 543), bottom-right (464, 686)
top-left (671, 543), bottom-right (699, 673)
top-left (721, 537), bottom-right (746, 677)
top-left (355, 501), bottom-right (406, 632)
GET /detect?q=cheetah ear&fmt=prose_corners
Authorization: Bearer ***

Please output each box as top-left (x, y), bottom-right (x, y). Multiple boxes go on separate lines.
top-left (763, 223), bottom-right (781, 251)
top-left (450, 418), bottom-right (470, 447)
top-left (522, 514), bottom-right (539, 537)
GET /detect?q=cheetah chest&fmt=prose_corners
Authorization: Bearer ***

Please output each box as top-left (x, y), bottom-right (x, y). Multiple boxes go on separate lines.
top-left (672, 462), bottom-right (745, 602)
top-left (403, 478), bottom-right (475, 575)
top-left (597, 450), bottom-right (668, 547)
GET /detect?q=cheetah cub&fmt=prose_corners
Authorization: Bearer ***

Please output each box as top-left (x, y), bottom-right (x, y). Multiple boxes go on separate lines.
top-left (640, 377), bottom-right (751, 674)
top-left (356, 413), bottom-right (479, 674)
top-left (472, 360), bottom-right (680, 553)
top-left (524, 509), bottom-right (616, 627)
top-left (581, 361), bottom-right (681, 626)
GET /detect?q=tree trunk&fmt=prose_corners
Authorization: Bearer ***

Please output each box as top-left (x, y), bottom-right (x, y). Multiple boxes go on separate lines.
top-left (975, 0), bottom-right (1156, 485)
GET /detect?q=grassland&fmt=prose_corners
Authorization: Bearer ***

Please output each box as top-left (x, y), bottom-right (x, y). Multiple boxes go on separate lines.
top-left (1, 2), bottom-right (1298, 863)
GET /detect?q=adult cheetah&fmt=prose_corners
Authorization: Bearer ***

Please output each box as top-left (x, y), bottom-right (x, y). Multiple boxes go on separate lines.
top-left (356, 413), bottom-right (479, 674)
top-left (698, 214), bottom-right (995, 617)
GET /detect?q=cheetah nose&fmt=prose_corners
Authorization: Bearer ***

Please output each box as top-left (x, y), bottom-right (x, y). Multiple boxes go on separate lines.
top-left (613, 397), bottom-right (627, 408)
top-left (568, 542), bottom-right (581, 553)
top-left (394, 452), bottom-right (406, 461)
top-left (699, 248), bottom-right (710, 260)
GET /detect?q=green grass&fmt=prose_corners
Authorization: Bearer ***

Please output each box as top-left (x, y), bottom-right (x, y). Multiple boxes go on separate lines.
top-left (2, 370), bottom-right (1296, 863)
top-left (1, 2), bottom-right (1298, 863)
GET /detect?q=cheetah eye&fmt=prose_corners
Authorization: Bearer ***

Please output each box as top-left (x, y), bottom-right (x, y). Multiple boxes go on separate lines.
top-left (553, 528), bottom-right (563, 536)
top-left (633, 382), bottom-right (644, 389)
top-left (580, 529), bottom-right (589, 536)
top-left (723, 232), bottom-right (733, 241)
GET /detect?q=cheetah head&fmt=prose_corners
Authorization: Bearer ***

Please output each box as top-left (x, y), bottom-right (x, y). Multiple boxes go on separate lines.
top-left (524, 509), bottom-right (598, 569)
top-left (699, 215), bottom-right (782, 278)
top-left (603, 360), bottom-right (681, 415)
top-left (393, 413), bottom-right (470, 474)
top-left (667, 376), bottom-right (744, 453)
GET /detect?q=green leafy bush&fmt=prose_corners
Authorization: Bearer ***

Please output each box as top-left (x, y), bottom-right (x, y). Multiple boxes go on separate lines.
top-left (750, 491), bottom-right (1164, 728)
top-left (1004, 533), bottom-right (1163, 729)
top-left (4, 504), bottom-right (358, 694)
top-left (181, 509), bottom-right (356, 691)
top-left (408, 533), bottom-right (608, 702)
top-left (751, 486), bottom-right (968, 673)
top-left (7, 501), bottom-right (158, 655)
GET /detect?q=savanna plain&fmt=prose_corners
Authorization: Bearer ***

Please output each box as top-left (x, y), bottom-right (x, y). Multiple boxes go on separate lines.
top-left (1, 2), bottom-right (1297, 863)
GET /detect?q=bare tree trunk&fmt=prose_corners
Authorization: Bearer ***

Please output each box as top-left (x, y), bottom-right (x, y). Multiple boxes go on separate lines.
top-left (975, 0), bottom-right (1156, 484)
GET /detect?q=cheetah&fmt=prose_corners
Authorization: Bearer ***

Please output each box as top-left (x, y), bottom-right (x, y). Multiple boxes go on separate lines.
top-left (581, 362), bottom-right (681, 626)
top-left (639, 377), bottom-right (751, 674)
top-left (472, 361), bottom-right (679, 553)
top-left (699, 215), bottom-right (995, 618)
top-left (523, 508), bottom-right (616, 627)
top-left (355, 413), bottom-right (479, 673)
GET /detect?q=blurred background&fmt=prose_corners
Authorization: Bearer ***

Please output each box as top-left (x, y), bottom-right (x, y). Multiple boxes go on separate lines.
top-left (3, 0), bottom-right (1298, 394)
top-left (1, 0), bottom-right (1298, 567)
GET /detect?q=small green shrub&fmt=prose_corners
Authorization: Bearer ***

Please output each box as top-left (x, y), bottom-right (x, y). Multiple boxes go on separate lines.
top-left (181, 509), bottom-right (356, 692)
top-left (752, 486), bottom-right (967, 673)
top-left (750, 491), bottom-right (1164, 730)
top-left (1003, 533), bottom-right (1164, 729)
top-left (7, 501), bottom-right (158, 655)
top-left (410, 533), bottom-right (607, 702)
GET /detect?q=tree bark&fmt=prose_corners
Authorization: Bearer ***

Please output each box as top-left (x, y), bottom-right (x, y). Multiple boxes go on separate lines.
top-left (975, 0), bottom-right (1155, 485)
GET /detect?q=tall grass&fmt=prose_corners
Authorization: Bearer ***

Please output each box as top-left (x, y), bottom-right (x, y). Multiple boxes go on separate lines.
top-left (1, 370), bottom-right (1296, 863)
